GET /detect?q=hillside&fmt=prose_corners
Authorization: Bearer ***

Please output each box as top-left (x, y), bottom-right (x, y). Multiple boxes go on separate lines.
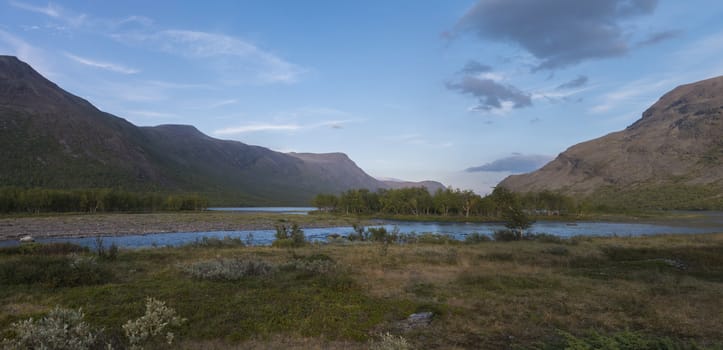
top-left (0, 56), bottom-right (437, 205)
top-left (499, 75), bottom-right (723, 209)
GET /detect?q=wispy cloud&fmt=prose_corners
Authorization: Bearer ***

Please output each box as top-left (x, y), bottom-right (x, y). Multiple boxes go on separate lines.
top-left (215, 124), bottom-right (301, 135)
top-left (124, 110), bottom-right (176, 119)
top-left (10, 0), bottom-right (87, 27)
top-left (214, 119), bottom-right (354, 136)
top-left (64, 52), bottom-right (139, 74)
top-left (9, 1), bottom-right (61, 18)
top-left (0, 30), bottom-right (54, 77)
top-left (590, 77), bottom-right (676, 113)
top-left (113, 29), bottom-right (305, 84)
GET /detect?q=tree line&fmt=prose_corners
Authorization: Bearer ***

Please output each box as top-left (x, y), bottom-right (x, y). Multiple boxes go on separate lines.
top-left (312, 187), bottom-right (577, 218)
top-left (0, 187), bottom-right (208, 214)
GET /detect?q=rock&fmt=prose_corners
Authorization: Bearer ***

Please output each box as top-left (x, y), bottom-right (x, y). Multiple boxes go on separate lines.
top-left (394, 312), bottom-right (434, 332)
top-left (19, 235), bottom-right (34, 243)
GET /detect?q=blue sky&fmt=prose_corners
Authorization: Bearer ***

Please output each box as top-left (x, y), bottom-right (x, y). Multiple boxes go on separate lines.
top-left (1, 1), bottom-right (723, 194)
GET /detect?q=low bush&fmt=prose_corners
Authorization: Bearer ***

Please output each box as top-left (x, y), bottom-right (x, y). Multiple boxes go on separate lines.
top-left (493, 229), bottom-right (520, 241)
top-left (0, 242), bottom-right (88, 256)
top-left (183, 258), bottom-right (274, 281)
top-left (123, 297), bottom-right (185, 350)
top-left (273, 224), bottom-right (306, 247)
top-left (527, 233), bottom-right (565, 244)
top-left (1, 307), bottom-right (97, 350)
top-left (548, 330), bottom-right (705, 350)
top-left (282, 258), bottom-right (336, 274)
top-left (464, 232), bottom-right (492, 243)
top-left (0, 254), bottom-right (112, 287)
top-left (369, 332), bottom-right (411, 350)
top-left (189, 236), bottom-right (246, 248)
top-left (415, 233), bottom-right (456, 244)
top-left (544, 246), bottom-right (570, 256)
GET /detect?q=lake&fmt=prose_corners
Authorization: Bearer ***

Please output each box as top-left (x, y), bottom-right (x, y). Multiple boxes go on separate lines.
top-left (2, 211), bottom-right (722, 249)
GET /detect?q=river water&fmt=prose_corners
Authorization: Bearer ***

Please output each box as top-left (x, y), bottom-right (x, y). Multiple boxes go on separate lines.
top-left (2, 210), bottom-right (722, 249)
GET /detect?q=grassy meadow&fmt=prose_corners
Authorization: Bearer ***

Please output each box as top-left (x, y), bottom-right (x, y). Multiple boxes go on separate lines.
top-left (1, 232), bottom-right (722, 349)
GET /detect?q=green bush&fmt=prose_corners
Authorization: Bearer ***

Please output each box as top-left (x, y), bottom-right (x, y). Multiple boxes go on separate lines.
top-left (464, 232), bottom-right (491, 243)
top-left (550, 330), bottom-right (705, 350)
top-left (273, 223), bottom-right (306, 247)
top-left (0, 254), bottom-right (112, 287)
top-left (189, 236), bottom-right (246, 248)
top-left (0, 242), bottom-right (88, 256)
top-left (369, 332), bottom-right (411, 350)
top-left (123, 297), bottom-right (185, 350)
top-left (182, 258), bottom-right (274, 281)
top-left (1, 307), bottom-right (97, 350)
top-left (493, 229), bottom-right (519, 242)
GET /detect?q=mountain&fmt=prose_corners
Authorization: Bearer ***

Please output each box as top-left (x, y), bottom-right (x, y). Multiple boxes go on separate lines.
top-left (499, 75), bottom-right (723, 209)
top-left (0, 55), bottom-right (437, 205)
top-left (380, 179), bottom-right (446, 193)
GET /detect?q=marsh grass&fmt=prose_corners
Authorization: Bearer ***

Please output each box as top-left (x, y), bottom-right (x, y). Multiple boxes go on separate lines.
top-left (0, 233), bottom-right (722, 348)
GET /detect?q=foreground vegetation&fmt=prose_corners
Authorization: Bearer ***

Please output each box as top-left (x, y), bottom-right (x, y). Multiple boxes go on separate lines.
top-left (1, 231), bottom-right (722, 349)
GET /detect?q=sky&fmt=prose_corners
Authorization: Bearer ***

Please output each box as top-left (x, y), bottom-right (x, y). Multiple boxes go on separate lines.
top-left (1, 0), bottom-right (723, 194)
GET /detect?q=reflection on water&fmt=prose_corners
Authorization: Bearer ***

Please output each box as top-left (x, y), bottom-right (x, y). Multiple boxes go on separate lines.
top-left (1, 214), bottom-right (722, 250)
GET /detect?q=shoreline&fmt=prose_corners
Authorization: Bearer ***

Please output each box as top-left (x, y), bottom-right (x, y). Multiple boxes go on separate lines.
top-left (0, 211), bottom-right (359, 242)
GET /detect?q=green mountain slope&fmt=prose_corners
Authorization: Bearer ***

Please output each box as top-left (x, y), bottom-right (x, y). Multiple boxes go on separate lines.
top-left (0, 56), bottom-right (397, 205)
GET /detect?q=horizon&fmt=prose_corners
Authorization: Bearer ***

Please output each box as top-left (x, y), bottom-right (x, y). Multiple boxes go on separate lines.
top-left (2, 1), bottom-right (723, 194)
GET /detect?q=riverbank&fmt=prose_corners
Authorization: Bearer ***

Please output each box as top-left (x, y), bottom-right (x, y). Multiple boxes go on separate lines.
top-left (1, 233), bottom-right (721, 348)
top-left (0, 212), bottom-right (363, 241)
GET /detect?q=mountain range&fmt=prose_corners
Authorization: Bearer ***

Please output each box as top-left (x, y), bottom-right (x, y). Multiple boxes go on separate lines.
top-left (500, 75), bottom-right (723, 209)
top-left (0, 56), bottom-right (443, 205)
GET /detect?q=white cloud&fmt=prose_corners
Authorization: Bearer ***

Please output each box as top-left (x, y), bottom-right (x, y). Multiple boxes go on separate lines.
top-left (64, 52), bottom-right (139, 74)
top-left (10, 1), bottom-right (87, 27)
top-left (213, 115), bottom-right (358, 136)
top-left (124, 110), bottom-right (176, 119)
top-left (9, 1), bottom-right (61, 18)
top-left (215, 124), bottom-right (301, 135)
top-left (113, 29), bottom-right (305, 84)
top-left (590, 77), bottom-right (676, 114)
top-left (0, 30), bottom-right (54, 77)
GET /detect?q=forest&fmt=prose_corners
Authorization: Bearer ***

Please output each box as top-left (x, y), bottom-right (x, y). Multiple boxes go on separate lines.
top-left (0, 187), bottom-right (208, 214)
top-left (312, 187), bottom-right (577, 218)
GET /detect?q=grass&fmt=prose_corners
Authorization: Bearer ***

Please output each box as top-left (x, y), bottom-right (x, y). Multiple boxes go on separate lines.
top-left (1, 233), bottom-right (722, 349)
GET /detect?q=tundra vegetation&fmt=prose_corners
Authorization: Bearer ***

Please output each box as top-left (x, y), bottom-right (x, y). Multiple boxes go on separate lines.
top-left (1, 230), bottom-right (722, 349)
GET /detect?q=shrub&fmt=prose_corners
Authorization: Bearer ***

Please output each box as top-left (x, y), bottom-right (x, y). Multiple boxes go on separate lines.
top-left (273, 224), bottom-right (306, 247)
top-left (183, 258), bottom-right (274, 280)
top-left (0, 254), bottom-right (112, 287)
top-left (190, 236), bottom-right (245, 248)
top-left (123, 297), bottom-right (185, 350)
top-left (347, 223), bottom-right (368, 241)
top-left (369, 332), bottom-right (411, 350)
top-left (0, 242), bottom-right (88, 256)
top-left (544, 246), bottom-right (570, 256)
top-left (282, 259), bottom-right (336, 274)
top-left (493, 229), bottom-right (519, 242)
top-left (527, 233), bottom-right (564, 244)
top-left (416, 233), bottom-right (456, 244)
top-left (368, 227), bottom-right (389, 242)
top-left (552, 330), bottom-right (703, 350)
top-left (1, 307), bottom-right (96, 350)
top-left (464, 232), bottom-right (491, 244)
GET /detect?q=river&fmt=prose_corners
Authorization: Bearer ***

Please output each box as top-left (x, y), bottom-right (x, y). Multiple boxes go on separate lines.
top-left (1, 209), bottom-right (722, 249)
